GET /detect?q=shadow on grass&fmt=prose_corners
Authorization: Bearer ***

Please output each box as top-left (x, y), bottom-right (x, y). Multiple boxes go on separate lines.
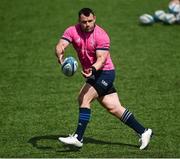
top-left (28, 134), bottom-right (138, 152)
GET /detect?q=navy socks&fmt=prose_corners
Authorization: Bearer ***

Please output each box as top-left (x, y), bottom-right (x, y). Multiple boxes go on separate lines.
top-left (75, 108), bottom-right (145, 141)
top-left (121, 109), bottom-right (146, 135)
top-left (75, 108), bottom-right (91, 141)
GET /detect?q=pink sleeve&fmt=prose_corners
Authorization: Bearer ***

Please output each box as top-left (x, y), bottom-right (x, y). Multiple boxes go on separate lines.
top-left (62, 26), bottom-right (74, 43)
top-left (96, 31), bottom-right (110, 50)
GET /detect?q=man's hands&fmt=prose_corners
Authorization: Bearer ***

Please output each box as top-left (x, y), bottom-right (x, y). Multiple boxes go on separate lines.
top-left (56, 45), bottom-right (65, 64)
top-left (81, 51), bottom-right (108, 78)
top-left (55, 39), bottom-right (69, 65)
top-left (81, 69), bottom-right (92, 78)
top-left (81, 66), bottom-right (96, 78)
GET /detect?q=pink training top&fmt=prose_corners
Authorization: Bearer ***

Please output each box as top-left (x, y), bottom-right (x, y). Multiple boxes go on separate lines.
top-left (62, 24), bottom-right (115, 71)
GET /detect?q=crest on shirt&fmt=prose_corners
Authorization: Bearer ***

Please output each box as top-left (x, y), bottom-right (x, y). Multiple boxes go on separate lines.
top-left (75, 38), bottom-right (81, 43)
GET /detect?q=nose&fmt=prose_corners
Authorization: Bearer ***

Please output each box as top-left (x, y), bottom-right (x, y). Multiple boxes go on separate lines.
top-left (86, 22), bottom-right (90, 26)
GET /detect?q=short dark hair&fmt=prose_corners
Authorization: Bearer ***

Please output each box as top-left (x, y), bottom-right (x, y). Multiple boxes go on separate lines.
top-left (78, 8), bottom-right (95, 17)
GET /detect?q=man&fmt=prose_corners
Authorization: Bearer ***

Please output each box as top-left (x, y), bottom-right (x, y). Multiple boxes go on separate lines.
top-left (55, 8), bottom-right (152, 150)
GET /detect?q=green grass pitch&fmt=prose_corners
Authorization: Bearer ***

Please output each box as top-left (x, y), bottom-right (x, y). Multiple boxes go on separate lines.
top-left (0, 0), bottom-right (180, 157)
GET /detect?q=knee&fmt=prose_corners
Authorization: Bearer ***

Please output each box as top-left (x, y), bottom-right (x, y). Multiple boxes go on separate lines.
top-left (77, 94), bottom-right (91, 107)
top-left (108, 107), bottom-right (119, 115)
top-left (107, 106), bottom-right (123, 117)
top-left (78, 94), bottom-right (83, 106)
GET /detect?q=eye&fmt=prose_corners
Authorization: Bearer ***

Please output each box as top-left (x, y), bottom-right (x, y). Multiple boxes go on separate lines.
top-left (81, 21), bottom-right (87, 24)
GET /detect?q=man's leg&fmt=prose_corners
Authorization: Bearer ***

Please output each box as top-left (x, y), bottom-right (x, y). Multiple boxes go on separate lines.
top-left (98, 92), bottom-right (152, 150)
top-left (59, 83), bottom-right (98, 147)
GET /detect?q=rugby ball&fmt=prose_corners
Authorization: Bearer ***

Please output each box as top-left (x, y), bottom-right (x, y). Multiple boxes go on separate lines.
top-left (168, 2), bottom-right (180, 14)
top-left (176, 12), bottom-right (180, 23)
top-left (61, 56), bottom-right (78, 77)
top-left (154, 10), bottom-right (166, 21)
top-left (164, 13), bottom-right (176, 24)
top-left (139, 14), bottom-right (154, 25)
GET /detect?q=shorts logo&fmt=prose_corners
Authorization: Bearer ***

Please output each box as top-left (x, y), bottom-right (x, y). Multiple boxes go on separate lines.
top-left (101, 80), bottom-right (108, 87)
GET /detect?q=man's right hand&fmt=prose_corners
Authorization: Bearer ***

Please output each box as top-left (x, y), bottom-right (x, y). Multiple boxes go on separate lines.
top-left (56, 44), bottom-right (65, 64)
top-left (55, 39), bottom-right (70, 64)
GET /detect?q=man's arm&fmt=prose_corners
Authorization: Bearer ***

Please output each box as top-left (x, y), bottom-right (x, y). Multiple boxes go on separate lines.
top-left (55, 39), bottom-right (70, 64)
top-left (93, 50), bottom-right (109, 70)
top-left (82, 50), bottom-right (109, 77)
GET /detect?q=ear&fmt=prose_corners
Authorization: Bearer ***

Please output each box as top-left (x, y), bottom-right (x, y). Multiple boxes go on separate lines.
top-left (94, 16), bottom-right (96, 22)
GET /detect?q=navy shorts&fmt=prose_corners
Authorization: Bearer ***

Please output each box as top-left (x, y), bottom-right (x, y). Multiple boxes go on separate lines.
top-left (86, 70), bottom-right (116, 97)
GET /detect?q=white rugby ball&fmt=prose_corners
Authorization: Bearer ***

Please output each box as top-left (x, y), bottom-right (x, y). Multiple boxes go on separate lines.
top-left (176, 12), bottom-right (180, 23)
top-left (154, 10), bottom-right (166, 21)
top-left (61, 56), bottom-right (78, 77)
top-left (139, 14), bottom-right (154, 25)
top-left (168, 2), bottom-right (180, 14)
top-left (164, 13), bottom-right (176, 24)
